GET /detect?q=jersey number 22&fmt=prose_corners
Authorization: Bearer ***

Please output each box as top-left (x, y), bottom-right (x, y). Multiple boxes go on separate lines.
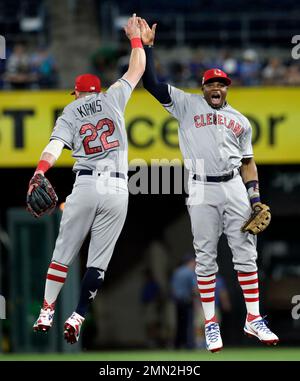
top-left (80, 118), bottom-right (120, 155)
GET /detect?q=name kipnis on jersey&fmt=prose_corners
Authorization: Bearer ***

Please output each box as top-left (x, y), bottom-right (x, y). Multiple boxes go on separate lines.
top-left (76, 99), bottom-right (102, 118)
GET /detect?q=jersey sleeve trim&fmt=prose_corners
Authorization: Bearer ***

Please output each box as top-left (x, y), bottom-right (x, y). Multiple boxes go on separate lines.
top-left (242, 154), bottom-right (254, 158)
top-left (161, 85), bottom-right (174, 107)
top-left (162, 100), bottom-right (174, 107)
top-left (118, 78), bottom-right (133, 90)
top-left (50, 136), bottom-right (72, 150)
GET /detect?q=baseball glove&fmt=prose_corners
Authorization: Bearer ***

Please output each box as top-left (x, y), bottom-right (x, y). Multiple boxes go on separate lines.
top-left (241, 202), bottom-right (271, 235)
top-left (26, 173), bottom-right (58, 218)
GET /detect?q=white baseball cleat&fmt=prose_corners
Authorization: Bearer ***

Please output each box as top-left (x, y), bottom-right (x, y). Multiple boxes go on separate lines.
top-left (33, 308), bottom-right (55, 332)
top-left (64, 312), bottom-right (85, 344)
top-left (205, 322), bottom-right (223, 353)
top-left (244, 316), bottom-right (279, 345)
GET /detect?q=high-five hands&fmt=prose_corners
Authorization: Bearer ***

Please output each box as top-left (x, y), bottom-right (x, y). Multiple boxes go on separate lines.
top-left (124, 13), bottom-right (141, 40)
top-left (139, 18), bottom-right (157, 46)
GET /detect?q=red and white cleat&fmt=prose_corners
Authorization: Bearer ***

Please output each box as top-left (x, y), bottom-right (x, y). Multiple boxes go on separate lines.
top-left (64, 312), bottom-right (85, 344)
top-left (33, 308), bottom-right (55, 332)
top-left (205, 322), bottom-right (223, 353)
top-left (244, 316), bottom-right (279, 345)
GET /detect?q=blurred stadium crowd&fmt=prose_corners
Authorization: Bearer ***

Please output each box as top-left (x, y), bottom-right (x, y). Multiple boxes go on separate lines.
top-left (1, 37), bottom-right (300, 90)
top-left (0, 43), bottom-right (58, 89)
top-left (1, 0), bottom-right (300, 89)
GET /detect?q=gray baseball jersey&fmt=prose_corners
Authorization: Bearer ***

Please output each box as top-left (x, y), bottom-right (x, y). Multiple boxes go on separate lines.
top-left (163, 85), bottom-right (253, 176)
top-left (50, 78), bottom-right (132, 270)
top-left (51, 78), bottom-right (132, 174)
top-left (162, 85), bottom-right (257, 276)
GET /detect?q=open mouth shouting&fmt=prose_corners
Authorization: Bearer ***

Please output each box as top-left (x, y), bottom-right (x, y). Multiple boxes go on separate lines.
top-left (210, 92), bottom-right (222, 107)
top-left (202, 81), bottom-right (228, 109)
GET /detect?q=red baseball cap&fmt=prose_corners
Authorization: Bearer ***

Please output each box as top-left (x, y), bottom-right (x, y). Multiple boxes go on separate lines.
top-left (71, 73), bottom-right (101, 95)
top-left (202, 68), bottom-right (231, 86)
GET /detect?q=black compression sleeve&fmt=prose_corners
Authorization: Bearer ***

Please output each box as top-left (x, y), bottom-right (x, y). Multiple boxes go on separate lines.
top-left (142, 46), bottom-right (171, 104)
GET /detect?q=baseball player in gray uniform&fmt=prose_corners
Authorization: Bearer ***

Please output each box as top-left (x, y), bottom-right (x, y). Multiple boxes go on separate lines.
top-left (139, 18), bottom-right (278, 352)
top-left (30, 14), bottom-right (145, 344)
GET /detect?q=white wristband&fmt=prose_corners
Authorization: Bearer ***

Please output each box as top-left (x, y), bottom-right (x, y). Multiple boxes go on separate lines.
top-left (42, 139), bottom-right (64, 160)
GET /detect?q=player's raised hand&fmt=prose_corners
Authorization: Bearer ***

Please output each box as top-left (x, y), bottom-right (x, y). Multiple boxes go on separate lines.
top-left (124, 13), bottom-right (141, 40)
top-left (139, 18), bottom-right (157, 46)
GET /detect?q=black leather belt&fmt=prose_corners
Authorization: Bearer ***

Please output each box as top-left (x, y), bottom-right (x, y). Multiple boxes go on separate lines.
top-left (77, 170), bottom-right (125, 179)
top-left (193, 170), bottom-right (234, 183)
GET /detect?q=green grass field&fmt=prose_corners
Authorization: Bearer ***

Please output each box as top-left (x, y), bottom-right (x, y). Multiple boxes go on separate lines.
top-left (0, 347), bottom-right (299, 361)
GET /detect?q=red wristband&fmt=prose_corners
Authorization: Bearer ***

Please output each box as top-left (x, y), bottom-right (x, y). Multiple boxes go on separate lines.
top-left (131, 37), bottom-right (143, 49)
top-left (35, 160), bottom-right (51, 174)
